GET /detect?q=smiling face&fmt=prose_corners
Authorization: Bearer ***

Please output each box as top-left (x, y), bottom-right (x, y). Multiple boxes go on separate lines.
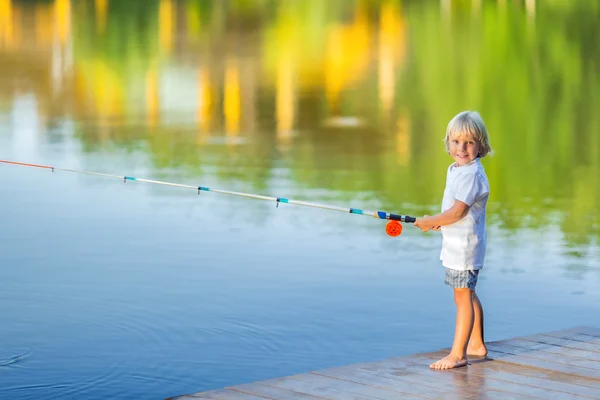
top-left (444, 111), bottom-right (492, 163)
top-left (448, 132), bottom-right (480, 166)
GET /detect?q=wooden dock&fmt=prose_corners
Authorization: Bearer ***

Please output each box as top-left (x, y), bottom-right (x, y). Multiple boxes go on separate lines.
top-left (167, 326), bottom-right (600, 399)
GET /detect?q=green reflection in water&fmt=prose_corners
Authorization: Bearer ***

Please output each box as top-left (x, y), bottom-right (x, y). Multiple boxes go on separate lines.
top-left (0, 0), bottom-right (598, 252)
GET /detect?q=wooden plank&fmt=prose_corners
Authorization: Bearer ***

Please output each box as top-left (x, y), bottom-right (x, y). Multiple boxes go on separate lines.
top-left (465, 356), bottom-right (600, 398)
top-left (498, 338), bottom-right (600, 362)
top-left (290, 372), bottom-right (426, 399)
top-left (542, 332), bottom-right (600, 347)
top-left (487, 342), bottom-right (600, 374)
top-left (518, 334), bottom-right (600, 355)
top-left (314, 363), bottom-right (481, 400)
top-left (167, 389), bottom-right (223, 399)
top-left (168, 388), bottom-right (270, 399)
top-left (167, 326), bottom-right (600, 400)
top-left (527, 327), bottom-right (600, 343)
top-left (360, 354), bottom-right (543, 399)
top-left (553, 327), bottom-right (600, 339)
top-left (349, 357), bottom-right (487, 390)
top-left (488, 349), bottom-right (600, 381)
top-left (529, 327), bottom-right (595, 338)
top-left (315, 360), bottom-right (534, 400)
top-left (230, 383), bottom-right (325, 399)
top-left (576, 327), bottom-right (600, 338)
top-left (421, 351), bottom-right (598, 400)
top-left (563, 334), bottom-right (600, 343)
top-left (541, 328), bottom-right (600, 339)
top-left (399, 353), bottom-right (586, 399)
top-left (256, 373), bottom-right (419, 400)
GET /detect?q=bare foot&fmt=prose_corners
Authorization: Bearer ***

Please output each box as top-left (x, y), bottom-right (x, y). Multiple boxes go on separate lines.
top-left (429, 354), bottom-right (468, 370)
top-left (467, 344), bottom-right (488, 357)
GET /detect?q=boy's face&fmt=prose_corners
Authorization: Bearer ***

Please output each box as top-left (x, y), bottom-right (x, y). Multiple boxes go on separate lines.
top-left (449, 132), bottom-right (480, 166)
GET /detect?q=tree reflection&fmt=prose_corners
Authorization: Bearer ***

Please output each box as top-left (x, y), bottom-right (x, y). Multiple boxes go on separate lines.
top-left (0, 0), bottom-right (598, 257)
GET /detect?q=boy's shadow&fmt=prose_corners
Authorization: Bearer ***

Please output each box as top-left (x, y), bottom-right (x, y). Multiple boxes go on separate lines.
top-left (467, 355), bottom-right (494, 364)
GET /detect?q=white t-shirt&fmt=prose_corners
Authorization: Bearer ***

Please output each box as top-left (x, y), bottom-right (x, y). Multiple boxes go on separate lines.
top-left (440, 158), bottom-right (490, 271)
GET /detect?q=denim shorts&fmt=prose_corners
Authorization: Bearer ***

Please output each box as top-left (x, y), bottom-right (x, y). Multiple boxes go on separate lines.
top-left (445, 268), bottom-right (479, 290)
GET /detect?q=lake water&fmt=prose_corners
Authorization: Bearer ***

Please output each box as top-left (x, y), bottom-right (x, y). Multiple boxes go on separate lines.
top-left (1, 1), bottom-right (599, 399)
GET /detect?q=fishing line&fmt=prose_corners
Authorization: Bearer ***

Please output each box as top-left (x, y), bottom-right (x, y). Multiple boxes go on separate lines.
top-left (0, 159), bottom-right (414, 237)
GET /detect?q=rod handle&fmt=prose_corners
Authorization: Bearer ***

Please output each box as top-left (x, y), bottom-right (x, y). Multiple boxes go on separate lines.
top-left (389, 214), bottom-right (416, 223)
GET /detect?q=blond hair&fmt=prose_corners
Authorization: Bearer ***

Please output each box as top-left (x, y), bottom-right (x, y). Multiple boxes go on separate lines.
top-left (444, 111), bottom-right (492, 158)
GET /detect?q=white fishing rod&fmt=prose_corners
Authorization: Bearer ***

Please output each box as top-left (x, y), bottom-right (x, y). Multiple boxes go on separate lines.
top-left (0, 159), bottom-right (415, 236)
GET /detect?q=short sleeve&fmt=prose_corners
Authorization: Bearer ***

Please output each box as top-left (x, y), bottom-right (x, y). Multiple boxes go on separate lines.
top-left (454, 172), bottom-right (486, 206)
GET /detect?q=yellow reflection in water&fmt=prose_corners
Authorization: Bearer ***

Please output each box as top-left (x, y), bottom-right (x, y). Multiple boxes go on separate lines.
top-left (378, 1), bottom-right (406, 114)
top-left (267, 4), bottom-right (299, 139)
top-left (324, 4), bottom-right (370, 114)
top-left (396, 113), bottom-right (411, 165)
top-left (0, 0), bottom-right (14, 48)
top-left (94, 62), bottom-right (123, 120)
top-left (53, 0), bottom-right (71, 45)
top-left (95, 0), bottom-right (108, 34)
top-left (197, 68), bottom-right (213, 140)
top-left (224, 58), bottom-right (241, 137)
top-left (35, 3), bottom-right (53, 47)
top-left (276, 45), bottom-right (296, 140)
top-left (146, 67), bottom-right (159, 128)
top-left (159, 0), bottom-right (174, 54)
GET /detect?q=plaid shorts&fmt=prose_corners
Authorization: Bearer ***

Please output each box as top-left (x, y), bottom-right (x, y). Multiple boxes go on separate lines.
top-left (444, 268), bottom-right (479, 290)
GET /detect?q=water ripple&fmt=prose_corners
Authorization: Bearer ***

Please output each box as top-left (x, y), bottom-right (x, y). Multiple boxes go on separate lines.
top-left (0, 347), bottom-right (32, 367)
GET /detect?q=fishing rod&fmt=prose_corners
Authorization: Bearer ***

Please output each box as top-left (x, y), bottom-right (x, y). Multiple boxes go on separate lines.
top-left (0, 159), bottom-right (415, 237)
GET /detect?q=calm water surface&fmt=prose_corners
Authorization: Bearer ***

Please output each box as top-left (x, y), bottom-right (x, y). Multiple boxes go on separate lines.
top-left (1, 1), bottom-right (599, 399)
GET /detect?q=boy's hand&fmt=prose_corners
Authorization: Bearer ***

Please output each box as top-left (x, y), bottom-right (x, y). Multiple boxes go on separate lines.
top-left (414, 215), bottom-right (440, 232)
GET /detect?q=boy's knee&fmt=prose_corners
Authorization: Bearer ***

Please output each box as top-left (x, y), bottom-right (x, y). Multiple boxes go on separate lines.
top-left (453, 288), bottom-right (472, 303)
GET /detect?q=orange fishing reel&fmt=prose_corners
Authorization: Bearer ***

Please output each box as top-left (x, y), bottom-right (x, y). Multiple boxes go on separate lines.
top-left (383, 214), bottom-right (416, 237)
top-left (386, 220), bottom-right (403, 237)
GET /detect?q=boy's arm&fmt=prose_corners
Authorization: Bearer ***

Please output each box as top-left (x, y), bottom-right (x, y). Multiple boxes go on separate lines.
top-left (414, 200), bottom-right (470, 231)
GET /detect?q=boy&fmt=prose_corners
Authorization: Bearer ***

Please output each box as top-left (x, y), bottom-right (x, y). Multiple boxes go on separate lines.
top-left (414, 111), bottom-right (492, 370)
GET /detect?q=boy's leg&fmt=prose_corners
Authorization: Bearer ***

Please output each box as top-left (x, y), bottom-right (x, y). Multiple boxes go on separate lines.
top-left (430, 288), bottom-right (473, 369)
top-left (467, 291), bottom-right (487, 356)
